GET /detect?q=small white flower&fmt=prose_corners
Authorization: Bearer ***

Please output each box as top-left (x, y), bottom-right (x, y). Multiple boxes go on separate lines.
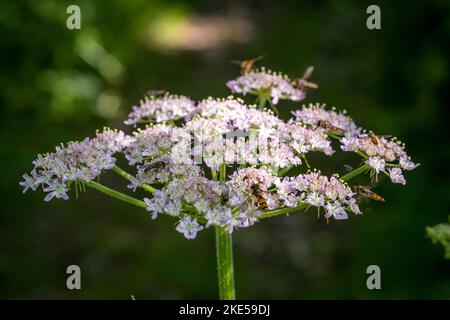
top-left (366, 156), bottom-right (386, 173)
top-left (19, 174), bottom-right (37, 193)
top-left (176, 216), bottom-right (204, 239)
top-left (165, 201), bottom-right (182, 216)
top-left (324, 203), bottom-right (348, 220)
top-left (348, 198), bottom-right (362, 214)
top-left (43, 180), bottom-right (69, 202)
top-left (205, 208), bottom-right (224, 228)
top-left (305, 192), bottom-right (325, 207)
top-left (144, 192), bottom-right (166, 219)
top-left (388, 167), bottom-right (406, 185)
top-left (340, 137), bottom-right (359, 152)
top-left (127, 176), bottom-right (141, 192)
top-left (399, 156), bottom-right (420, 171)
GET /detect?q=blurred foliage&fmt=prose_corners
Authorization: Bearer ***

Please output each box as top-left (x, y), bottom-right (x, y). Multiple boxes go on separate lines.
top-left (427, 217), bottom-right (450, 259)
top-left (0, 0), bottom-right (449, 299)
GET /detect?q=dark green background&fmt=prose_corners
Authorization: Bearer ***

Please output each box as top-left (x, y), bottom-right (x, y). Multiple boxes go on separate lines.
top-left (1, 0), bottom-right (449, 299)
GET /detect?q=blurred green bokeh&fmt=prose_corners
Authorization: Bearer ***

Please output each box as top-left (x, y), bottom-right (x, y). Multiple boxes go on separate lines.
top-left (1, 0), bottom-right (449, 299)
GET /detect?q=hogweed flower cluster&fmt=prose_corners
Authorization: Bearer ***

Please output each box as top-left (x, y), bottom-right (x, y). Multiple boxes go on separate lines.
top-left (227, 68), bottom-right (305, 106)
top-left (21, 63), bottom-right (419, 241)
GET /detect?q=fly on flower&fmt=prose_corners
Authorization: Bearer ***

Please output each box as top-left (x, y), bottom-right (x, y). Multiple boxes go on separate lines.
top-left (230, 55), bottom-right (265, 75)
top-left (359, 130), bottom-right (392, 146)
top-left (20, 60), bottom-right (418, 242)
top-left (19, 59), bottom-right (420, 300)
top-left (137, 159), bottom-right (168, 172)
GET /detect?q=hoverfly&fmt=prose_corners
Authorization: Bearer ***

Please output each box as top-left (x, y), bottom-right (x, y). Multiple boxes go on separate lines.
top-left (354, 185), bottom-right (385, 202)
top-left (146, 89), bottom-right (168, 98)
top-left (137, 160), bottom-right (167, 172)
top-left (292, 65), bottom-right (319, 90)
top-left (250, 184), bottom-right (268, 210)
top-left (316, 119), bottom-right (344, 135)
top-left (360, 131), bottom-right (391, 145)
top-left (230, 55), bottom-right (265, 75)
top-left (220, 189), bottom-right (230, 206)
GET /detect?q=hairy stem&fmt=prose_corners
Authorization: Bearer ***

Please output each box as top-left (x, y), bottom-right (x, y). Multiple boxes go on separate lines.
top-left (112, 165), bottom-right (156, 193)
top-left (219, 163), bottom-right (227, 182)
top-left (211, 169), bottom-right (218, 181)
top-left (277, 166), bottom-right (293, 177)
top-left (340, 164), bottom-right (369, 182)
top-left (257, 97), bottom-right (267, 110)
top-left (215, 227), bottom-right (236, 300)
top-left (260, 203), bottom-right (308, 219)
top-left (214, 162), bottom-right (235, 299)
top-left (84, 179), bottom-right (205, 222)
top-left (83, 180), bottom-right (147, 209)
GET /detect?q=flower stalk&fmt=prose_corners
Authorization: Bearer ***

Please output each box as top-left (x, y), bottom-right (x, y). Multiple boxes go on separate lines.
top-left (215, 226), bottom-right (236, 300)
top-left (83, 180), bottom-right (147, 209)
top-left (341, 164), bottom-right (369, 182)
top-left (20, 61), bottom-right (419, 299)
top-left (215, 162), bottom-right (236, 299)
top-left (112, 165), bottom-right (156, 193)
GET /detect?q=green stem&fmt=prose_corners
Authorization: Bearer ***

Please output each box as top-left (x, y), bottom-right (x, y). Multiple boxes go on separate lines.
top-left (215, 227), bottom-right (236, 300)
top-left (83, 180), bottom-right (147, 209)
top-left (219, 164), bottom-right (226, 182)
top-left (267, 98), bottom-right (279, 115)
top-left (340, 164), bottom-right (369, 182)
top-left (214, 162), bottom-right (235, 299)
top-left (277, 166), bottom-right (292, 177)
top-left (84, 179), bottom-right (205, 222)
top-left (112, 165), bottom-right (156, 193)
top-left (260, 203), bottom-right (308, 219)
top-left (257, 97), bottom-right (267, 110)
top-left (211, 169), bottom-right (218, 181)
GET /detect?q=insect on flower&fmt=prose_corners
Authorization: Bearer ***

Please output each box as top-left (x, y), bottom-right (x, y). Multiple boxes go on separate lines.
top-left (137, 160), bottom-right (168, 172)
top-left (230, 55), bottom-right (265, 75)
top-left (19, 59), bottom-right (420, 300)
top-left (360, 130), bottom-right (391, 145)
top-left (250, 184), bottom-right (269, 211)
top-left (316, 120), bottom-right (344, 135)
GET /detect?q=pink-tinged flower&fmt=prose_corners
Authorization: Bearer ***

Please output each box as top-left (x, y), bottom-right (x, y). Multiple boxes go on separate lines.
top-left (366, 156), bottom-right (386, 173)
top-left (274, 171), bottom-right (359, 220)
top-left (125, 94), bottom-right (197, 126)
top-left (19, 174), bottom-right (37, 193)
top-left (205, 208), bottom-right (227, 228)
top-left (340, 137), bottom-right (360, 152)
top-left (283, 123), bottom-right (334, 156)
top-left (399, 156), bottom-right (420, 171)
top-left (291, 103), bottom-right (361, 137)
top-left (227, 69), bottom-right (305, 105)
top-left (43, 180), bottom-right (69, 202)
top-left (21, 128), bottom-right (129, 201)
top-left (324, 203), bottom-right (348, 220)
top-left (388, 167), bottom-right (406, 185)
top-left (144, 191), bottom-right (167, 219)
top-left (221, 210), bottom-right (243, 233)
top-left (348, 198), bottom-right (362, 215)
top-left (176, 216), bottom-right (204, 239)
top-left (305, 192), bottom-right (325, 207)
top-left (127, 176), bottom-right (141, 192)
top-left (227, 167), bottom-right (279, 195)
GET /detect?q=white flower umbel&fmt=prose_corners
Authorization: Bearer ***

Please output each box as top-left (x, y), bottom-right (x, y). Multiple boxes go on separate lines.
top-left (21, 61), bottom-right (420, 300)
